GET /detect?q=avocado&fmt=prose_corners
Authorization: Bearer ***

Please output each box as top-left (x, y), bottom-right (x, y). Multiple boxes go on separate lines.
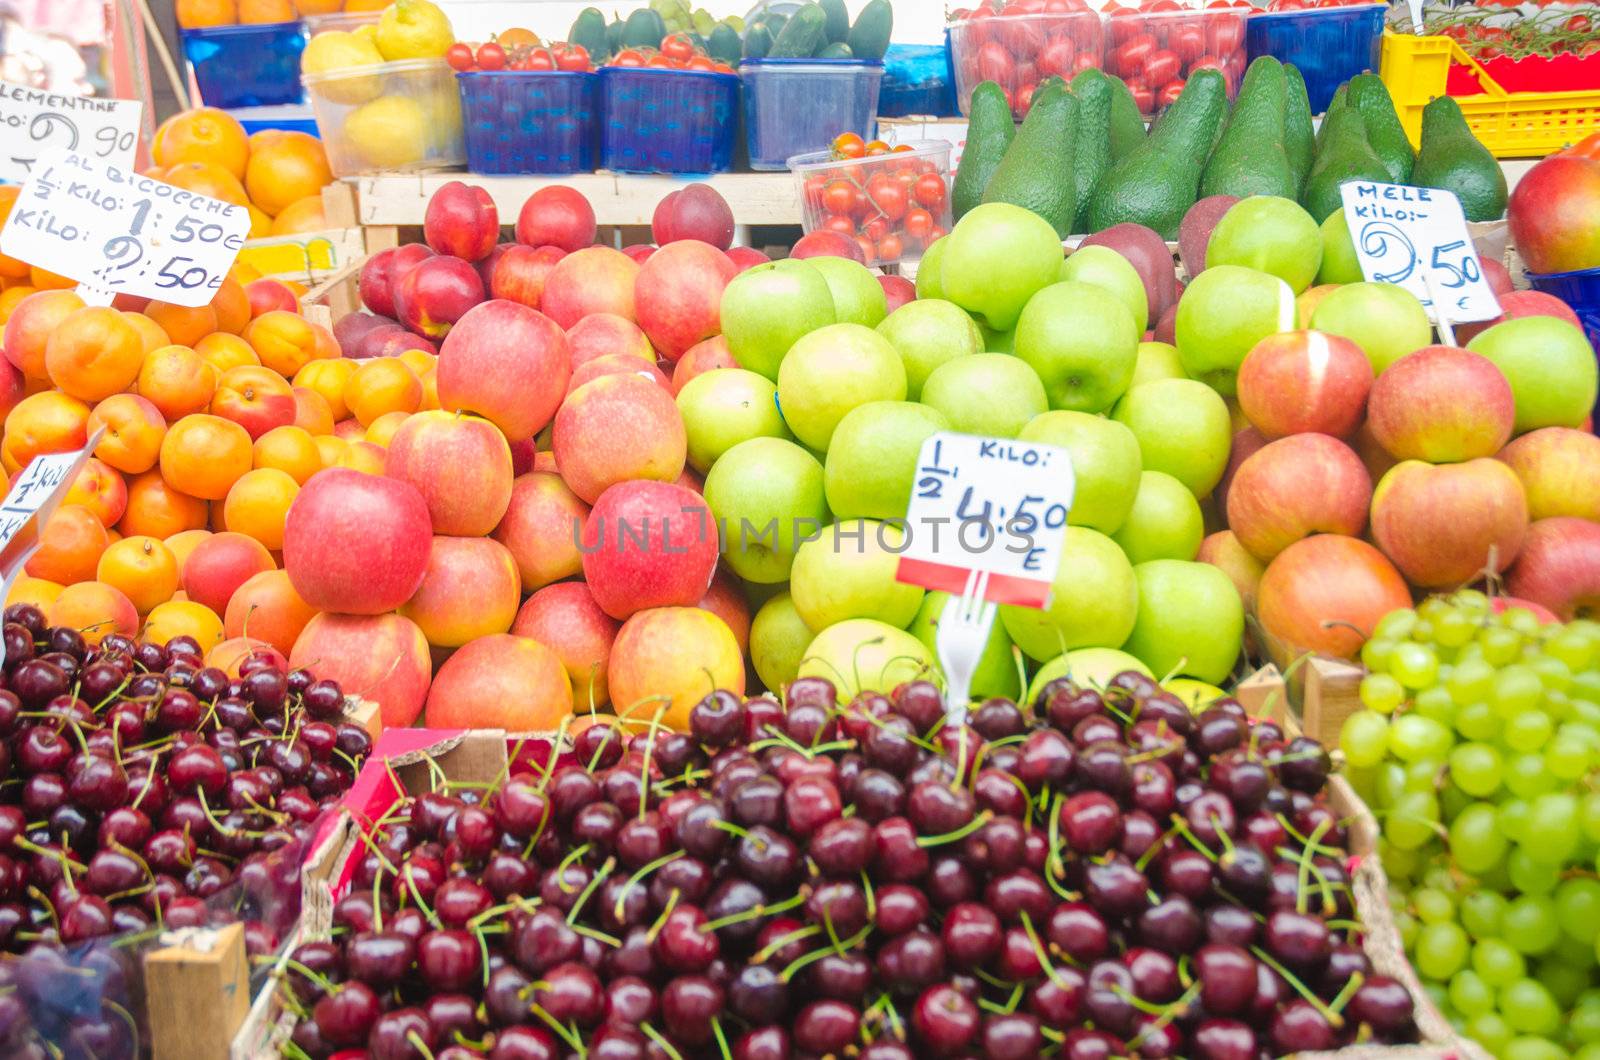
top-left (1084, 68), bottom-right (1228, 240)
top-left (819, 0), bottom-right (850, 43)
top-left (846, 0), bottom-right (893, 61)
top-left (1201, 56), bottom-right (1295, 200)
top-left (622, 7), bottom-right (666, 48)
top-left (770, 3), bottom-right (826, 58)
top-left (1104, 74), bottom-right (1147, 161)
top-left (707, 22), bottom-right (741, 64)
top-left (1068, 69), bottom-right (1113, 235)
top-left (1411, 95), bottom-right (1507, 221)
top-left (1283, 64), bottom-right (1315, 194)
top-left (1315, 82), bottom-right (1348, 155)
top-left (1348, 74), bottom-right (1415, 184)
top-left (1301, 102), bottom-right (1391, 222)
top-left (569, 7), bottom-right (609, 60)
top-left (952, 80), bottom-right (1016, 221)
top-left (982, 78), bottom-right (1079, 237)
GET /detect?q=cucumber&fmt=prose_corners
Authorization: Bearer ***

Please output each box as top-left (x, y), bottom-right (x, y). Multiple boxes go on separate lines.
top-left (743, 22), bottom-right (772, 59)
top-left (769, 4), bottom-right (827, 58)
top-left (818, 41), bottom-right (853, 58)
top-left (569, 7), bottom-right (609, 60)
top-left (846, 0), bottom-right (892, 60)
top-left (819, 0), bottom-right (850, 43)
top-left (764, 12), bottom-right (788, 38)
top-left (708, 22), bottom-right (742, 64)
top-left (622, 8), bottom-right (666, 48)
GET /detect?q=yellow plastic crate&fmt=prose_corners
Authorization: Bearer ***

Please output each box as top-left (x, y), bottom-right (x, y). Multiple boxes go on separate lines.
top-left (1379, 30), bottom-right (1600, 158)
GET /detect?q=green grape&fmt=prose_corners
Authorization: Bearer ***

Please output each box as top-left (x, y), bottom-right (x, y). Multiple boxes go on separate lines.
top-left (1449, 802), bottom-right (1507, 873)
top-left (1390, 714), bottom-right (1454, 762)
top-left (1543, 689), bottom-right (1572, 721)
top-left (1503, 1037), bottom-right (1570, 1060)
top-left (1502, 607), bottom-right (1546, 636)
top-left (1572, 697), bottom-right (1600, 729)
top-left (1505, 752), bottom-right (1559, 799)
top-left (1359, 672), bottom-right (1405, 713)
top-left (1500, 798), bottom-right (1532, 843)
top-left (1505, 709), bottom-right (1556, 753)
top-left (1553, 934), bottom-right (1597, 972)
top-left (1577, 1045), bottom-right (1600, 1060)
top-left (1560, 878), bottom-right (1600, 944)
top-left (1456, 639), bottom-right (1488, 667)
top-left (1559, 721), bottom-right (1600, 753)
top-left (1572, 992), bottom-right (1600, 1044)
top-left (1546, 735), bottom-right (1591, 781)
top-left (1362, 636), bottom-right (1398, 674)
top-left (1502, 977), bottom-right (1563, 1036)
top-left (1454, 588), bottom-right (1490, 614)
top-left (1440, 783), bottom-right (1473, 822)
top-left (1416, 921), bottom-right (1470, 979)
top-left (1504, 895), bottom-right (1562, 955)
top-left (1412, 619), bottom-right (1436, 643)
top-left (1532, 654), bottom-right (1575, 694)
top-left (1422, 866), bottom-right (1459, 894)
top-left (1339, 710), bottom-right (1391, 768)
top-left (1573, 669), bottom-right (1600, 704)
top-left (1435, 606), bottom-right (1477, 647)
top-left (1391, 641), bottom-right (1442, 689)
top-left (1417, 596), bottom-right (1453, 623)
top-left (1548, 629), bottom-right (1598, 672)
top-left (1413, 886), bottom-right (1456, 924)
top-left (1455, 701), bottom-right (1501, 742)
top-left (1483, 626), bottom-right (1527, 666)
top-left (1422, 980), bottom-right (1450, 1018)
top-left (1375, 608), bottom-right (1419, 641)
top-left (1495, 664), bottom-right (1546, 717)
top-left (1375, 762), bottom-right (1409, 808)
top-left (1414, 685), bottom-right (1456, 725)
top-left (1469, 1013), bottom-right (1516, 1056)
top-left (1449, 742), bottom-right (1503, 797)
top-left (1395, 908), bottom-right (1420, 949)
top-left (1509, 848), bottom-right (1563, 895)
top-left (1525, 792), bottom-right (1582, 864)
top-left (1405, 758), bottom-right (1443, 793)
top-left (1388, 791), bottom-right (1441, 850)
top-left (1449, 657), bottom-right (1497, 705)
top-left (1474, 937), bottom-right (1528, 987)
top-left (1448, 968), bottom-right (1496, 1017)
top-left (1461, 891), bottom-right (1507, 938)
top-left (1582, 793), bottom-right (1600, 843)
top-left (1540, 959), bottom-right (1592, 1009)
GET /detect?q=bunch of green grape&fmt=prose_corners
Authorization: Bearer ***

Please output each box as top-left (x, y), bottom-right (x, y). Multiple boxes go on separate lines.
top-left (1338, 590), bottom-right (1600, 1060)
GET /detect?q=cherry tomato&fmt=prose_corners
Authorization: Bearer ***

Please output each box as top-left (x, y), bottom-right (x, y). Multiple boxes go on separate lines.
top-left (1071, 51), bottom-right (1099, 74)
top-left (824, 214), bottom-right (857, 236)
top-left (1206, 16), bottom-right (1245, 56)
top-left (867, 175), bottom-right (907, 221)
top-left (1142, 47), bottom-right (1181, 85)
top-left (926, 226), bottom-right (947, 244)
top-left (862, 216), bottom-right (890, 243)
top-left (891, 143), bottom-right (915, 153)
top-left (1112, 33), bottom-right (1157, 78)
top-left (1013, 81), bottom-right (1040, 117)
top-left (904, 207), bottom-right (934, 243)
top-left (1129, 82), bottom-right (1155, 113)
top-left (1157, 78), bottom-right (1185, 107)
top-left (647, 54), bottom-right (678, 68)
top-left (1167, 22), bottom-right (1206, 61)
top-left (821, 179), bottom-right (856, 216)
top-left (611, 48), bottom-right (645, 67)
top-left (877, 234), bottom-right (904, 262)
top-left (661, 32), bottom-right (696, 63)
top-left (1566, 13), bottom-right (1592, 31)
top-left (1037, 34), bottom-right (1077, 77)
top-left (712, 61), bottom-right (736, 73)
top-left (866, 140), bottom-right (891, 156)
top-left (555, 44), bottom-right (590, 71)
top-left (446, 42), bottom-right (476, 71)
top-left (850, 184), bottom-right (871, 218)
top-left (802, 175), bottom-right (827, 210)
top-left (833, 132), bottom-right (866, 160)
top-left (977, 40), bottom-right (1015, 86)
top-left (913, 173), bottom-right (946, 208)
top-left (476, 42), bottom-right (506, 70)
top-left (854, 235), bottom-right (876, 263)
top-left (686, 55), bottom-right (717, 71)
top-left (1108, 7), bottom-right (1144, 44)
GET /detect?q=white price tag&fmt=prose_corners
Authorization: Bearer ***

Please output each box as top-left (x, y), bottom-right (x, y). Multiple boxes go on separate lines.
top-left (0, 81), bottom-right (143, 182)
top-left (1339, 180), bottom-right (1501, 325)
top-left (895, 432), bottom-right (1075, 609)
top-left (0, 149), bottom-right (249, 308)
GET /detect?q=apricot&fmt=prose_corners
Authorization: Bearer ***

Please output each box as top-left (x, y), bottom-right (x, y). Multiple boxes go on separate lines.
top-left (344, 358), bottom-right (422, 426)
top-left (97, 535), bottom-right (180, 613)
top-left (223, 467), bottom-right (299, 550)
top-left (63, 458), bottom-right (129, 527)
top-left (253, 425), bottom-right (322, 484)
top-left (159, 414), bottom-right (253, 500)
top-left (143, 301), bottom-right (219, 347)
top-left (138, 345), bottom-right (217, 420)
top-left (119, 469), bottom-right (209, 539)
top-left (3, 391), bottom-right (91, 474)
top-left (87, 394), bottom-right (166, 474)
top-left (3, 290), bottom-right (83, 380)
top-left (25, 505), bottom-right (109, 585)
top-left (143, 599), bottom-right (225, 651)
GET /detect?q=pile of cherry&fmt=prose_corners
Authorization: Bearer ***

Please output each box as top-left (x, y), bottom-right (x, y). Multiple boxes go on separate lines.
top-left (0, 602), bottom-right (371, 1059)
top-left (278, 672), bottom-right (1418, 1060)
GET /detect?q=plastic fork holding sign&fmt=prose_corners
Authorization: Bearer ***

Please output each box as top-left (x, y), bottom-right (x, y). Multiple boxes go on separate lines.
top-left (895, 432), bottom-right (1075, 723)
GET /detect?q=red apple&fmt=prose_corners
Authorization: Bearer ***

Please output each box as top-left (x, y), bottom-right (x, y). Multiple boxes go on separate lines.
top-left (436, 299), bottom-right (571, 441)
top-left (607, 606), bottom-right (743, 729)
top-left (1370, 458), bottom-right (1528, 588)
top-left (1226, 433), bottom-right (1372, 562)
top-left (475, 241), bottom-right (513, 288)
top-left (651, 183), bottom-right (735, 250)
top-left (400, 535), bottom-right (521, 647)
top-left (516, 186), bottom-right (596, 252)
top-left (726, 246), bottom-right (771, 273)
top-left (697, 568), bottom-right (750, 653)
top-left (1454, 289), bottom-right (1585, 344)
top-left (508, 437), bottom-right (535, 475)
top-left (332, 312), bottom-right (390, 357)
top-left (567, 353), bottom-right (671, 395)
top-left (540, 247), bottom-right (641, 329)
top-left (1257, 534), bottom-right (1413, 660)
top-left (552, 372), bottom-right (687, 504)
top-left (487, 244), bottom-right (566, 311)
top-left (359, 244), bottom-right (433, 319)
top-left (1196, 529), bottom-right (1266, 611)
top-left (392, 255), bottom-right (485, 340)
top-left (1351, 420), bottom-right (1398, 485)
top-left (1498, 426), bottom-right (1600, 522)
top-left (290, 612), bottom-right (432, 727)
top-left (566, 312), bottom-right (653, 369)
top-left (283, 468), bottom-right (433, 614)
top-left (1215, 425), bottom-right (1267, 516)
top-left (384, 409), bottom-right (514, 536)
top-left (580, 480), bottom-right (718, 620)
top-left (181, 532), bottom-right (275, 617)
top-left (425, 634), bottom-right (573, 731)
top-left (879, 274), bottom-right (917, 314)
top-left (1236, 330), bottom-right (1372, 440)
top-left (1506, 516), bottom-right (1600, 620)
top-left (1507, 154), bottom-right (1600, 275)
top-left (621, 244), bottom-right (657, 264)
top-left (1082, 222), bottom-right (1179, 323)
top-left (1366, 346), bottom-right (1515, 463)
top-left (671, 335), bottom-right (737, 395)
top-left (512, 582), bottom-right (620, 710)
top-left (211, 365), bottom-right (297, 440)
top-left (1489, 595), bottom-right (1561, 624)
top-left (790, 229), bottom-right (866, 264)
top-left (424, 180), bottom-right (500, 262)
top-left (245, 278), bottom-right (300, 318)
top-left (634, 239), bottom-right (738, 361)
top-left (493, 470), bottom-right (590, 592)
top-left (1481, 256), bottom-right (1514, 296)
top-left (354, 323), bottom-right (438, 360)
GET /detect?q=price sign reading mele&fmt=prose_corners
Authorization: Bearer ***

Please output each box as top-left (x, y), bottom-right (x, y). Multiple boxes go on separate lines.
top-left (895, 432), bottom-right (1075, 609)
top-left (0, 81), bottom-right (143, 182)
top-left (0, 148), bottom-right (249, 307)
top-left (1339, 180), bottom-right (1501, 324)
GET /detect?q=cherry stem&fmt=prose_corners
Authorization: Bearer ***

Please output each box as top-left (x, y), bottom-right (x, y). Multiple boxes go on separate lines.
top-left (405, 1029), bottom-right (437, 1060)
top-left (529, 1003), bottom-right (585, 1057)
top-left (564, 855), bottom-right (614, 925)
top-left (915, 809), bottom-right (992, 848)
top-left (1295, 818), bottom-right (1333, 917)
top-left (780, 923), bottom-right (872, 983)
top-left (701, 889), bottom-right (804, 933)
top-left (572, 923), bottom-right (621, 948)
top-left (644, 888), bottom-right (681, 946)
top-left (552, 843), bottom-right (593, 895)
top-left (712, 1016), bottom-right (733, 1060)
top-left (402, 865), bottom-right (440, 929)
top-left (1019, 909), bottom-right (1069, 991)
top-left (641, 1022), bottom-right (684, 1060)
top-left (1328, 970), bottom-right (1365, 1016)
top-left (613, 850), bottom-right (685, 923)
top-left (754, 923), bottom-right (820, 964)
top-left (1251, 944), bottom-right (1344, 1028)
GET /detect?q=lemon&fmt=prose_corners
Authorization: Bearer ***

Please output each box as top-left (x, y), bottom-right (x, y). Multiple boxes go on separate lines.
top-left (344, 96), bottom-right (428, 170)
top-left (375, 0), bottom-right (453, 61)
top-left (302, 30), bottom-right (385, 104)
top-left (422, 82), bottom-right (464, 155)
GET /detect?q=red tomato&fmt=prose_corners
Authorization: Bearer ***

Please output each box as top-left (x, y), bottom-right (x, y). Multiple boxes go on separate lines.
top-left (1206, 16), bottom-right (1245, 56)
top-left (527, 48), bottom-right (556, 70)
top-left (1112, 33), bottom-right (1157, 78)
top-left (904, 207), bottom-right (935, 242)
top-left (1145, 0), bottom-right (1181, 10)
top-left (878, 234), bottom-right (905, 262)
top-left (1142, 48), bottom-right (1181, 85)
top-left (1167, 22), bottom-right (1206, 61)
top-left (446, 42), bottom-right (476, 71)
top-left (854, 235), bottom-right (876, 262)
top-left (1130, 82), bottom-right (1155, 112)
top-left (913, 173), bottom-right (946, 209)
top-left (1157, 78), bottom-right (1185, 107)
top-left (927, 225), bottom-right (947, 243)
top-left (868, 177), bottom-right (908, 221)
top-left (862, 216), bottom-right (889, 243)
top-left (556, 44), bottom-right (590, 71)
top-left (833, 132), bottom-right (866, 159)
top-left (647, 54), bottom-right (678, 68)
top-left (686, 55), bottom-right (717, 71)
top-left (851, 184), bottom-right (871, 218)
top-left (824, 214), bottom-right (857, 236)
top-left (802, 176), bottom-right (827, 209)
top-left (661, 33), bottom-right (695, 63)
top-left (822, 179), bottom-right (855, 216)
top-left (476, 42), bottom-right (506, 70)
top-left (1072, 52), bottom-right (1099, 74)
top-left (1037, 34), bottom-right (1077, 76)
top-left (610, 48), bottom-right (645, 67)
top-left (1108, 7), bottom-right (1144, 44)
top-left (1188, 52), bottom-right (1226, 78)
top-left (1566, 13), bottom-right (1593, 31)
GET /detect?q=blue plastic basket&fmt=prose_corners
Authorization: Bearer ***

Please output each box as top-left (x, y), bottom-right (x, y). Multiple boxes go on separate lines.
top-left (740, 58), bottom-right (884, 170)
top-left (182, 22), bottom-right (307, 110)
top-left (880, 44), bottom-right (958, 118)
top-left (1527, 266), bottom-right (1600, 427)
top-left (599, 67), bottom-right (739, 174)
top-left (459, 71), bottom-right (598, 175)
top-left (1246, 4), bottom-right (1385, 113)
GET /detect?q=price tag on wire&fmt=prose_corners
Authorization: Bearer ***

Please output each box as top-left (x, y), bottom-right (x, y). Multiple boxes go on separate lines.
top-left (0, 81), bottom-right (143, 182)
top-left (0, 148), bottom-right (249, 308)
top-left (1339, 180), bottom-right (1501, 329)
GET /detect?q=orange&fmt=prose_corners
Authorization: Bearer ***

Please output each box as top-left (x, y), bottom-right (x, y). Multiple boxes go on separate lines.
top-left (49, 581), bottom-right (139, 644)
top-left (0, 287), bottom-right (36, 323)
top-left (121, 470), bottom-right (209, 539)
top-left (44, 307), bottom-right (144, 401)
top-left (270, 195), bottom-right (328, 235)
top-left (25, 505), bottom-right (110, 585)
top-left (160, 414), bottom-right (253, 500)
top-left (143, 599), bottom-right (225, 651)
top-left (291, 387), bottom-right (335, 435)
top-left (8, 576), bottom-right (63, 610)
top-left (343, 357), bottom-right (422, 426)
top-left (138, 345), bottom-right (217, 420)
top-left (175, 0), bottom-right (236, 28)
top-left (4, 290), bottom-right (85, 379)
top-left (161, 162), bottom-right (249, 208)
top-left (238, 0), bottom-right (294, 22)
top-left (313, 435), bottom-right (349, 467)
top-left (143, 301), bottom-right (219, 348)
top-left (151, 107), bottom-right (249, 179)
top-left (343, 0), bottom-right (387, 9)
top-left (122, 312), bottom-right (170, 354)
top-left (365, 410), bottom-right (412, 447)
top-left (2, 391), bottom-right (91, 474)
top-left (87, 394), bottom-right (166, 474)
top-left (0, 188), bottom-right (31, 281)
top-left (292, 0), bottom-right (342, 12)
top-left (29, 265), bottom-right (75, 291)
top-left (338, 440), bottom-right (388, 475)
top-left (224, 568), bottom-right (316, 655)
top-left (223, 467), bottom-right (298, 550)
top-left (293, 358), bottom-right (356, 421)
top-left (97, 535), bottom-right (180, 613)
top-left (195, 332), bottom-right (260, 374)
top-left (63, 458), bottom-right (129, 527)
top-left (243, 310), bottom-right (322, 377)
top-left (253, 425), bottom-right (321, 484)
top-left (209, 278), bottom-right (251, 334)
top-left (245, 132), bottom-right (333, 217)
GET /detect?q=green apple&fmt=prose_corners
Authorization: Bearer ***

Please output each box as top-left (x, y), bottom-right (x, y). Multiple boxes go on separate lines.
top-left (1205, 196), bottom-right (1324, 294)
top-left (909, 591), bottom-right (1022, 701)
top-left (720, 258), bottom-right (836, 381)
top-left (1122, 559), bottom-right (1244, 685)
top-left (1017, 410), bottom-right (1141, 534)
top-left (776, 323), bottom-right (907, 452)
top-left (789, 518), bottom-right (925, 631)
top-left (921, 353), bottom-right (1048, 438)
top-left (980, 324), bottom-right (1015, 353)
top-left (1112, 379), bottom-right (1233, 498)
top-left (876, 299), bottom-right (982, 400)
top-left (824, 401), bottom-right (950, 521)
top-left (703, 437), bottom-right (828, 584)
top-left (1000, 526), bottom-right (1138, 660)
top-left (916, 236), bottom-right (948, 301)
top-left (1316, 208), bottom-right (1364, 285)
top-left (808, 254), bottom-right (889, 328)
top-left (1111, 470), bottom-right (1204, 564)
top-left (1308, 281), bottom-right (1432, 372)
top-left (1131, 341), bottom-right (1188, 388)
top-left (1163, 677), bottom-right (1228, 712)
top-left (675, 368), bottom-right (792, 474)
top-left (798, 619), bottom-right (936, 700)
top-left (940, 202), bottom-right (1064, 332)
top-left (1467, 316), bottom-right (1599, 432)
top-left (751, 591), bottom-right (813, 692)
top-left (1013, 281), bottom-right (1140, 413)
top-left (1174, 264), bottom-right (1296, 395)
top-left (1025, 647), bottom-right (1152, 701)
top-left (1059, 245), bottom-right (1149, 334)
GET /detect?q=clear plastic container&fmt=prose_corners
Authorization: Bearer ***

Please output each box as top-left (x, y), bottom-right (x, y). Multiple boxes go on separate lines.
top-left (303, 10), bottom-right (383, 34)
top-left (599, 66), bottom-right (740, 174)
top-left (182, 21), bottom-right (307, 109)
top-left (1246, 4), bottom-right (1386, 112)
top-left (947, 10), bottom-right (1106, 119)
top-left (458, 71), bottom-right (598, 175)
top-left (302, 58), bottom-right (465, 177)
top-left (1103, 7), bottom-right (1249, 113)
top-left (789, 140), bottom-right (953, 267)
top-left (740, 59), bottom-right (885, 170)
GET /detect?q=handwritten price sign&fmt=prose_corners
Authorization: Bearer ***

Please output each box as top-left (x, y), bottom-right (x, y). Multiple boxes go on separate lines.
top-left (0, 81), bottom-right (142, 182)
top-left (895, 432), bottom-right (1075, 609)
top-left (1340, 180), bottom-right (1501, 325)
top-left (0, 149), bottom-right (249, 308)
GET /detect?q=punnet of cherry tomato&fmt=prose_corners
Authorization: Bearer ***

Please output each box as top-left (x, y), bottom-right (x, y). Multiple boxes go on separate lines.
top-left (1395, 4), bottom-right (1600, 62)
top-left (792, 135), bottom-right (953, 267)
top-left (605, 31), bottom-right (739, 73)
top-left (447, 37), bottom-right (596, 74)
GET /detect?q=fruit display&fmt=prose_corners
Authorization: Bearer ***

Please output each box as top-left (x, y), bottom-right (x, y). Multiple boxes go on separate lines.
top-left (793, 137), bottom-right (952, 266)
top-left (176, 0), bottom-right (383, 29)
top-left (268, 670), bottom-right (1433, 1058)
top-left (1339, 596), bottom-right (1600, 1059)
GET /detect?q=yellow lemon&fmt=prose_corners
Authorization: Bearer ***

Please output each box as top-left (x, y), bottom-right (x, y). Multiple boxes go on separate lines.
top-left (345, 96), bottom-right (428, 169)
top-left (375, 0), bottom-right (454, 61)
top-left (302, 29), bottom-right (386, 103)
